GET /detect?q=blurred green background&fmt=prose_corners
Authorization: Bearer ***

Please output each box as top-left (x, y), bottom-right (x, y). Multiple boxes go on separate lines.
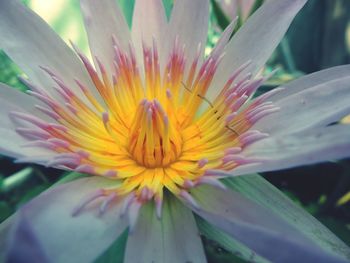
top-left (0, 0), bottom-right (349, 262)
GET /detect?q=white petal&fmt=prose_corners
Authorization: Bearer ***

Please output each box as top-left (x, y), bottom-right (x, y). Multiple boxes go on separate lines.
top-left (229, 124), bottom-right (350, 176)
top-left (165, 0), bottom-right (209, 71)
top-left (253, 65), bottom-right (350, 134)
top-left (208, 0), bottom-right (307, 98)
top-left (5, 177), bottom-right (128, 263)
top-left (124, 196), bottom-right (207, 263)
top-left (80, 0), bottom-right (130, 74)
top-left (190, 185), bottom-right (348, 263)
top-left (132, 0), bottom-right (167, 69)
top-left (0, 0), bottom-right (102, 103)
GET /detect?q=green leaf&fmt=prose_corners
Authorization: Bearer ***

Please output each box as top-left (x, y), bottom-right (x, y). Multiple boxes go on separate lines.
top-left (223, 174), bottom-right (350, 260)
top-left (0, 202), bottom-right (12, 222)
top-left (118, 0), bottom-right (134, 27)
top-left (210, 0), bottom-right (230, 30)
top-left (163, 0), bottom-right (173, 19)
top-left (94, 229), bottom-right (128, 263)
top-left (196, 215), bottom-right (269, 263)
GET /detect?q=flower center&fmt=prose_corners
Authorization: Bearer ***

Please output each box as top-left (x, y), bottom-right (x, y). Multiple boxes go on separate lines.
top-left (12, 39), bottom-right (280, 217)
top-left (128, 99), bottom-right (182, 168)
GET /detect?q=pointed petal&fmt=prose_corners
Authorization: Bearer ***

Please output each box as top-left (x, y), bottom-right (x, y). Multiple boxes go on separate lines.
top-left (0, 0), bottom-right (102, 103)
top-left (190, 185), bottom-right (348, 263)
top-left (253, 65), bottom-right (350, 134)
top-left (210, 19), bottom-right (237, 59)
top-left (124, 196), bottom-right (206, 263)
top-left (228, 124), bottom-right (350, 176)
top-left (209, 0), bottom-right (307, 98)
top-left (80, 0), bottom-right (130, 73)
top-left (224, 174), bottom-right (350, 259)
top-left (132, 0), bottom-right (167, 64)
top-left (6, 177), bottom-right (128, 263)
top-left (166, 0), bottom-right (209, 69)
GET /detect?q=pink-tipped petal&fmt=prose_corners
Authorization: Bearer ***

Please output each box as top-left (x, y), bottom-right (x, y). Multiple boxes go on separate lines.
top-left (166, 0), bottom-right (209, 74)
top-left (132, 0), bottom-right (167, 69)
top-left (80, 0), bottom-right (130, 74)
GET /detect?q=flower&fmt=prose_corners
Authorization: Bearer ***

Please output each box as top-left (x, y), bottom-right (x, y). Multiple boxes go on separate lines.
top-left (0, 0), bottom-right (350, 262)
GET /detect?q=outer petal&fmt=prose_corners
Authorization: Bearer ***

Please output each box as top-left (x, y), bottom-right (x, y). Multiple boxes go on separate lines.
top-left (190, 185), bottom-right (348, 263)
top-left (5, 214), bottom-right (50, 263)
top-left (3, 177), bottom-right (128, 263)
top-left (224, 175), bottom-right (350, 259)
top-left (227, 124), bottom-right (350, 176)
top-left (132, 0), bottom-right (167, 68)
top-left (253, 65), bottom-right (350, 134)
top-left (80, 0), bottom-right (130, 74)
top-left (0, 83), bottom-right (55, 158)
top-left (165, 0), bottom-right (209, 71)
top-left (124, 196), bottom-right (206, 263)
top-left (0, 0), bottom-right (102, 103)
top-left (208, 0), bottom-right (307, 98)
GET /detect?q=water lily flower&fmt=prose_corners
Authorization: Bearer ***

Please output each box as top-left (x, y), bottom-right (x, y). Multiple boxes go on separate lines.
top-left (0, 0), bottom-right (350, 262)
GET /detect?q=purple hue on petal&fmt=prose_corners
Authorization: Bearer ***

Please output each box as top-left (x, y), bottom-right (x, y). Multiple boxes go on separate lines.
top-left (253, 65), bottom-right (350, 134)
top-left (0, 0), bottom-right (102, 105)
top-left (5, 177), bottom-right (128, 263)
top-left (0, 216), bottom-right (14, 262)
top-left (189, 185), bottom-right (348, 263)
top-left (209, 0), bottom-right (307, 98)
top-left (80, 0), bottom-right (130, 75)
top-left (5, 213), bottom-right (50, 263)
top-left (124, 197), bottom-right (206, 263)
